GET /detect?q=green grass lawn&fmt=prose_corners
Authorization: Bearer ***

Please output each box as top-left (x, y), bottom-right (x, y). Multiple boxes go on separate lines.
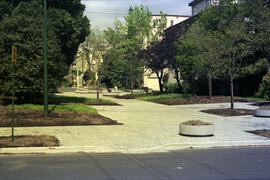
top-left (136, 93), bottom-right (192, 101)
top-left (7, 104), bottom-right (98, 114)
top-left (239, 96), bottom-right (266, 102)
top-left (33, 95), bottom-right (115, 105)
top-left (135, 93), bottom-right (266, 102)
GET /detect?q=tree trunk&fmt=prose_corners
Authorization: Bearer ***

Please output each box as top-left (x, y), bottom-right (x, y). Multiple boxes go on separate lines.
top-left (230, 77), bottom-right (234, 109)
top-left (96, 78), bottom-right (100, 102)
top-left (156, 71), bottom-right (163, 93)
top-left (208, 73), bottom-right (212, 99)
top-left (131, 80), bottom-right (134, 94)
top-left (76, 65), bottom-right (79, 90)
top-left (174, 69), bottom-right (182, 90)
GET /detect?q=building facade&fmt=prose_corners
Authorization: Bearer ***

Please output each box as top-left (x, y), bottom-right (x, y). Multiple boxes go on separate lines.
top-left (152, 15), bottom-right (190, 28)
top-left (189, 0), bottom-right (219, 16)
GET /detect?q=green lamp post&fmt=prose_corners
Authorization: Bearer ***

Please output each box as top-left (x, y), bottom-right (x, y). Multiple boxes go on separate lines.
top-left (43, 0), bottom-right (48, 116)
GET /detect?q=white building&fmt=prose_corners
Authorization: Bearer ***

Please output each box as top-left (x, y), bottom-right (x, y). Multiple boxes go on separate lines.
top-left (152, 14), bottom-right (190, 28)
top-left (189, 0), bottom-right (219, 16)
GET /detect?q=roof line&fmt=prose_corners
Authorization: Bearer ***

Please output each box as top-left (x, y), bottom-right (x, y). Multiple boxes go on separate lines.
top-left (152, 14), bottom-right (191, 17)
top-left (189, 0), bottom-right (204, 6)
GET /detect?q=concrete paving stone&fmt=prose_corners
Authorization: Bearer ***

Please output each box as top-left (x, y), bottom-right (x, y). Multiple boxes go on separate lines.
top-left (1, 92), bottom-right (270, 154)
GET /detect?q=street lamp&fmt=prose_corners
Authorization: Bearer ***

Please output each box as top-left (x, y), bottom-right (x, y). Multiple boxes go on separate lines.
top-left (43, 0), bottom-right (48, 116)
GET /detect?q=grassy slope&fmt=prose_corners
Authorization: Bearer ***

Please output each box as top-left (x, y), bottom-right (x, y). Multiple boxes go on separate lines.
top-left (136, 93), bottom-right (192, 101)
top-left (239, 96), bottom-right (266, 102)
top-left (135, 93), bottom-right (265, 102)
top-left (33, 95), bottom-right (115, 105)
top-left (7, 104), bottom-right (98, 114)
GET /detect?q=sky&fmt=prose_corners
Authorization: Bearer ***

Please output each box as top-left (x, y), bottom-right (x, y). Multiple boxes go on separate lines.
top-left (81, 0), bottom-right (192, 30)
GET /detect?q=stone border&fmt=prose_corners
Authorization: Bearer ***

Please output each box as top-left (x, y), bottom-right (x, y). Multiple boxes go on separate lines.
top-left (253, 109), bottom-right (270, 117)
top-left (179, 123), bottom-right (214, 137)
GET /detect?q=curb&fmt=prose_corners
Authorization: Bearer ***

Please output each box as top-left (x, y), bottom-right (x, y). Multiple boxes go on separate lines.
top-left (1, 140), bottom-right (270, 154)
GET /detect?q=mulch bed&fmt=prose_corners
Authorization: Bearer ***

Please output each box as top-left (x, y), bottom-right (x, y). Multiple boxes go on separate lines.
top-left (83, 102), bottom-right (120, 106)
top-left (0, 135), bottom-right (59, 148)
top-left (259, 106), bottom-right (270, 110)
top-left (111, 95), bottom-right (137, 99)
top-left (251, 101), bottom-right (270, 107)
top-left (201, 108), bottom-right (253, 117)
top-left (246, 130), bottom-right (270, 139)
top-left (182, 120), bottom-right (213, 126)
top-left (0, 106), bottom-right (121, 127)
top-left (61, 102), bottom-right (120, 106)
top-left (155, 96), bottom-right (254, 105)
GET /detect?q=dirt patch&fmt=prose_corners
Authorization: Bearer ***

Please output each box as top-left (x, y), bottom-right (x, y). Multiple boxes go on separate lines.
top-left (257, 105), bottom-right (270, 110)
top-left (0, 106), bottom-right (121, 127)
top-left (61, 102), bottom-right (120, 106)
top-left (111, 95), bottom-right (136, 99)
top-left (155, 96), bottom-right (254, 105)
top-left (252, 101), bottom-right (270, 107)
top-left (246, 130), bottom-right (270, 139)
top-left (0, 96), bottom-right (12, 105)
top-left (201, 108), bottom-right (253, 117)
top-left (0, 135), bottom-right (59, 148)
top-left (182, 120), bottom-right (213, 126)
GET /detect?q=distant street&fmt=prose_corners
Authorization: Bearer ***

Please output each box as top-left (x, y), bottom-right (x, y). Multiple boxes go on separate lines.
top-left (1, 147), bottom-right (270, 180)
top-left (57, 87), bottom-right (76, 93)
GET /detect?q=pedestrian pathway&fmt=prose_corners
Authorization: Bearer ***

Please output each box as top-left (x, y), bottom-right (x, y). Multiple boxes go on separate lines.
top-left (1, 92), bottom-right (270, 154)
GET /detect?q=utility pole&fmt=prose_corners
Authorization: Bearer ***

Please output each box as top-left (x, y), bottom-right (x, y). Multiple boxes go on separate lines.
top-left (81, 56), bottom-right (84, 87)
top-left (11, 45), bottom-right (17, 141)
top-left (76, 60), bottom-right (80, 90)
top-left (43, 0), bottom-right (48, 116)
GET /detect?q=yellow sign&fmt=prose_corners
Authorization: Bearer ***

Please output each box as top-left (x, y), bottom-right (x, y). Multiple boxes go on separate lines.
top-left (12, 45), bottom-right (17, 63)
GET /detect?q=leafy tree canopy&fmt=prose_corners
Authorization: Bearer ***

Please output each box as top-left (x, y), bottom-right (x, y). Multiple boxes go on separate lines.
top-left (0, 0), bottom-right (90, 101)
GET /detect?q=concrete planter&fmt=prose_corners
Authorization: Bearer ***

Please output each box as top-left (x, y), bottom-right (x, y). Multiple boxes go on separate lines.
top-left (179, 121), bottom-right (214, 137)
top-left (253, 109), bottom-right (270, 117)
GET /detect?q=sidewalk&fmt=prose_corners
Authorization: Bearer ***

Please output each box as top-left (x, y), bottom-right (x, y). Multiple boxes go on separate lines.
top-left (1, 92), bottom-right (270, 154)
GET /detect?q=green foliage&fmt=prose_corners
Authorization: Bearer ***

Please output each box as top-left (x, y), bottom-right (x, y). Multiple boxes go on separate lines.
top-left (174, 0), bottom-right (270, 103)
top-left (80, 28), bottom-right (106, 69)
top-left (103, 5), bottom-right (153, 91)
top-left (256, 72), bottom-right (270, 99)
top-left (175, 39), bottom-right (202, 93)
top-left (141, 12), bottom-right (168, 92)
top-left (150, 12), bottom-right (167, 42)
top-left (83, 69), bottom-right (95, 82)
top-left (164, 83), bottom-right (182, 93)
top-left (0, 0), bottom-right (90, 100)
top-left (239, 58), bottom-right (269, 77)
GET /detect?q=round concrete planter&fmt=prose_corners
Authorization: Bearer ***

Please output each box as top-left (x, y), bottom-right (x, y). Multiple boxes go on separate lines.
top-left (253, 109), bottom-right (270, 117)
top-left (179, 122), bottom-right (214, 137)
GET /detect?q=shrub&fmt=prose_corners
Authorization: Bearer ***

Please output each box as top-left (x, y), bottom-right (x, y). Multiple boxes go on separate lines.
top-left (164, 83), bottom-right (182, 93)
top-left (255, 72), bottom-right (270, 100)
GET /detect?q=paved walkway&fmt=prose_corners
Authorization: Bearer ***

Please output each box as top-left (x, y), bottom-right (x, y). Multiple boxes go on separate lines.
top-left (1, 92), bottom-right (270, 154)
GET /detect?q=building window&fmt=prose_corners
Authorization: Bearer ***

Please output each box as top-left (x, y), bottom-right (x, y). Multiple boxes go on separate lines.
top-left (170, 20), bottom-right (174, 26)
top-left (212, 0), bottom-right (219, 5)
top-left (192, 7), bottom-right (197, 16)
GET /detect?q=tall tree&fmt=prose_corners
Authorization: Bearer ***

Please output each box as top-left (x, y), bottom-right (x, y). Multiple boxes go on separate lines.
top-left (217, 20), bottom-right (251, 109)
top-left (179, 21), bottom-right (223, 98)
top-left (103, 5), bottom-right (153, 92)
top-left (0, 0), bottom-right (90, 101)
top-left (80, 28), bottom-right (106, 85)
top-left (142, 12), bottom-right (168, 92)
top-left (142, 41), bottom-right (168, 92)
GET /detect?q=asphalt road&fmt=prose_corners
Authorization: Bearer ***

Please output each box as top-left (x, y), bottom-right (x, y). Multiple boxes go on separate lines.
top-left (1, 147), bottom-right (270, 180)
